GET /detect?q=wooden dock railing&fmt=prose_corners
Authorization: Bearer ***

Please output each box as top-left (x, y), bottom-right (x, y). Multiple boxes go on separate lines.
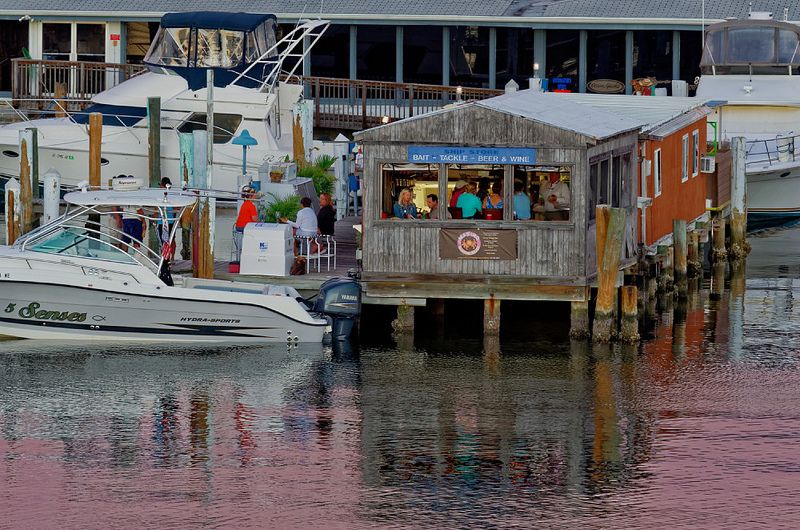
top-left (11, 59), bottom-right (503, 129)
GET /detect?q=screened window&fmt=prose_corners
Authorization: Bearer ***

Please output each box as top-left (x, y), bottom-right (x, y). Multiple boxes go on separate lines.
top-left (654, 149), bottom-right (662, 197)
top-left (310, 24), bottom-right (349, 78)
top-left (196, 28), bottom-right (245, 68)
top-left (380, 163), bottom-right (439, 219)
top-left (403, 26), bottom-right (443, 84)
top-left (42, 23), bottom-right (71, 61)
top-left (496, 28), bottom-right (534, 88)
top-left (357, 26), bottom-right (396, 81)
top-left (681, 134), bottom-right (689, 182)
top-left (728, 27), bottom-right (776, 63)
top-left (177, 113), bottom-right (242, 144)
top-left (145, 27), bottom-right (193, 67)
top-left (449, 26), bottom-right (491, 88)
top-left (692, 130), bottom-right (699, 177)
top-left (546, 30), bottom-right (580, 91)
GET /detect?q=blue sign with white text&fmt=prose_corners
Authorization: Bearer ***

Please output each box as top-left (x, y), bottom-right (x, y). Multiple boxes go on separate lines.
top-left (408, 146), bottom-right (537, 165)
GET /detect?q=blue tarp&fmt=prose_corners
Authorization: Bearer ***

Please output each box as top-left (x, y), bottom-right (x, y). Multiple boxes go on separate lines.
top-left (160, 12), bottom-right (276, 32)
top-left (72, 104), bottom-right (147, 127)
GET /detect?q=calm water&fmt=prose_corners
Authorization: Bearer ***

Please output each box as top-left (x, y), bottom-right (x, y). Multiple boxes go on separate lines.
top-left (3, 227), bottom-right (800, 528)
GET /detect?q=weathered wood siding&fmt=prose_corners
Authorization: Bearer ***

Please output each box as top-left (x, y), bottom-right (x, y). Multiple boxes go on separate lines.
top-left (357, 103), bottom-right (638, 287)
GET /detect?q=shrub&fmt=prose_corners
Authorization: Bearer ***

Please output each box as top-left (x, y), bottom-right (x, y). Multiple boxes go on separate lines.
top-left (298, 164), bottom-right (335, 196)
top-left (261, 193), bottom-right (301, 223)
top-left (314, 154), bottom-right (337, 171)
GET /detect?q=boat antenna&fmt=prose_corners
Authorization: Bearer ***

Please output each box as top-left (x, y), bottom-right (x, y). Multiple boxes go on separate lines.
top-left (785, 7), bottom-right (789, 21)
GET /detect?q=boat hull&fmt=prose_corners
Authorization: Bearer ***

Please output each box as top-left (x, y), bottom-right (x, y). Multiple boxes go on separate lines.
top-left (746, 162), bottom-right (800, 230)
top-left (0, 280), bottom-right (326, 343)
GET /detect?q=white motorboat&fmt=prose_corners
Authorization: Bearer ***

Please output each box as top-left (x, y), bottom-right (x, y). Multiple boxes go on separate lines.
top-left (0, 185), bottom-right (361, 342)
top-left (0, 12), bottom-right (327, 191)
top-left (696, 12), bottom-right (800, 229)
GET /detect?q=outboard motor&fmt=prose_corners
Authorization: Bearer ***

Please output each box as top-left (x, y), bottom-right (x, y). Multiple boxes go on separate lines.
top-left (313, 277), bottom-right (362, 340)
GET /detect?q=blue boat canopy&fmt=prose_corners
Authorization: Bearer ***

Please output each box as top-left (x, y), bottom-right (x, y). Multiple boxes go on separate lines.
top-left (72, 104), bottom-right (147, 127)
top-left (160, 12), bottom-right (276, 33)
top-left (143, 11), bottom-right (278, 90)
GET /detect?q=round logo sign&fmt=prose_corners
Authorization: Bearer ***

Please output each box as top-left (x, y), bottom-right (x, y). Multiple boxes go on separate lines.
top-left (587, 79), bottom-right (626, 94)
top-left (456, 231), bottom-right (482, 256)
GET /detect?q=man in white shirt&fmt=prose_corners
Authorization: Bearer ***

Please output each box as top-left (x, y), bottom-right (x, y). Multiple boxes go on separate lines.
top-left (282, 197), bottom-right (318, 237)
top-left (541, 173), bottom-right (571, 221)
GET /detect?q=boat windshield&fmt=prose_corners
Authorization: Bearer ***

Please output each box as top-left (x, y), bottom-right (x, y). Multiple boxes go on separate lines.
top-left (29, 226), bottom-right (138, 265)
top-left (702, 20), bottom-right (800, 74)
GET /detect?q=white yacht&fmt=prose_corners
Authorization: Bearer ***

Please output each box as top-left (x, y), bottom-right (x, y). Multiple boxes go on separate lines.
top-left (0, 12), bottom-right (327, 191)
top-left (0, 186), bottom-right (360, 342)
top-left (696, 13), bottom-right (800, 229)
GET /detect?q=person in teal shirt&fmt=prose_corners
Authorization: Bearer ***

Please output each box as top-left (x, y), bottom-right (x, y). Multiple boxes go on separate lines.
top-left (456, 182), bottom-right (482, 219)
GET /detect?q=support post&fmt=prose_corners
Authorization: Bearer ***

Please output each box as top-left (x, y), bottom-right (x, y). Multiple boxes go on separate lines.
top-left (625, 30), bottom-right (634, 95)
top-left (593, 205), bottom-right (626, 343)
top-left (657, 244), bottom-right (674, 293)
top-left (42, 168), bottom-right (61, 224)
top-left (488, 28), bottom-right (497, 90)
top-left (712, 218), bottom-right (727, 262)
top-left (391, 303), bottom-right (415, 333)
top-left (54, 83), bottom-right (67, 118)
top-left (619, 285), bottom-right (640, 343)
top-left (88, 112), bottom-right (102, 189)
top-left (483, 297), bottom-right (501, 336)
top-left (18, 130), bottom-right (33, 236)
top-left (533, 30), bottom-right (546, 79)
top-left (4, 179), bottom-right (19, 245)
top-left (194, 70), bottom-right (216, 279)
top-left (672, 31), bottom-right (681, 81)
top-left (442, 27), bottom-right (450, 87)
top-left (687, 231), bottom-right (701, 278)
top-left (673, 219), bottom-right (688, 296)
top-left (729, 136), bottom-right (750, 260)
top-left (578, 30), bottom-right (588, 93)
top-left (28, 128), bottom-right (39, 199)
top-left (147, 96), bottom-right (161, 188)
top-left (570, 298), bottom-right (590, 340)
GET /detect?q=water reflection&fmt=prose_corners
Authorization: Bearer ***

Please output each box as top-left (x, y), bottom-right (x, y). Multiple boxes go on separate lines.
top-left (2, 261), bottom-right (800, 524)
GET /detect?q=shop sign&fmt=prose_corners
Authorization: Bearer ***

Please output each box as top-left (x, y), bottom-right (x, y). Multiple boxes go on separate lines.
top-left (587, 79), bottom-right (626, 94)
top-left (439, 228), bottom-right (518, 260)
top-left (408, 146), bottom-right (536, 165)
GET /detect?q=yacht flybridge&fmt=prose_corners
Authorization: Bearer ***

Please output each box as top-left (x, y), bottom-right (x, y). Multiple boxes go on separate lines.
top-left (696, 13), bottom-right (800, 228)
top-left (0, 12), bottom-right (328, 191)
top-left (0, 186), bottom-right (360, 342)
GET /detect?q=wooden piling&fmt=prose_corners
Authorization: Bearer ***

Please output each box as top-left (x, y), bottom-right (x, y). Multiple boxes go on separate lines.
top-left (89, 112), bottom-right (102, 188)
top-left (54, 83), bottom-right (67, 118)
top-left (592, 205), bottom-right (626, 343)
top-left (293, 114), bottom-right (306, 166)
top-left (391, 304), bottom-right (415, 333)
top-left (147, 96), bottom-right (161, 187)
top-left (711, 218), bottom-right (727, 263)
top-left (18, 135), bottom-right (32, 235)
top-left (28, 127), bottom-right (39, 199)
top-left (729, 136), bottom-right (750, 260)
top-left (483, 297), bottom-right (501, 336)
top-left (619, 285), bottom-right (640, 343)
top-left (6, 188), bottom-right (16, 245)
top-left (656, 244), bottom-right (673, 293)
top-left (570, 299), bottom-right (591, 340)
top-left (687, 231), bottom-right (701, 278)
top-left (673, 220), bottom-right (688, 296)
top-left (729, 211), bottom-right (750, 260)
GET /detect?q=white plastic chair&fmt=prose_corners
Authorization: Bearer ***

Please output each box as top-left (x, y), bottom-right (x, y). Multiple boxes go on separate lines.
top-left (316, 234), bottom-right (337, 272)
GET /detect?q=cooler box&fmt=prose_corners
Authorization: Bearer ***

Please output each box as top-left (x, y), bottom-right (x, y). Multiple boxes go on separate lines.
top-left (239, 223), bottom-right (294, 276)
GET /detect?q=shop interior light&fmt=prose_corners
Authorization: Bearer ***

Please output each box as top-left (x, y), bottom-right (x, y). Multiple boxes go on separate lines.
top-left (381, 116), bottom-right (390, 124)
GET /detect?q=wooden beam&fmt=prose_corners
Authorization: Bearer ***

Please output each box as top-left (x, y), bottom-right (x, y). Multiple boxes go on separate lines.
top-left (364, 280), bottom-right (587, 302)
top-left (18, 132), bottom-right (32, 236)
top-left (88, 112), bottom-right (102, 189)
top-left (593, 205), bottom-right (626, 343)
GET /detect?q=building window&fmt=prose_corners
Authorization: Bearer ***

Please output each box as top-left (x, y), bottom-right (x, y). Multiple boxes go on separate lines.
top-left (357, 25), bottom-right (396, 81)
top-left (546, 30), bottom-right (580, 92)
top-left (633, 31), bottom-right (672, 85)
top-left (177, 113), bottom-right (243, 144)
top-left (654, 148), bottom-right (662, 196)
top-left (587, 30), bottom-right (626, 91)
top-left (403, 26), bottom-right (443, 85)
top-left (518, 166), bottom-right (571, 221)
top-left (692, 129), bottom-right (699, 177)
top-left (682, 134), bottom-right (689, 182)
top-left (496, 28), bottom-right (534, 89)
top-left (310, 24), bottom-right (349, 78)
top-left (449, 26), bottom-right (491, 88)
top-left (380, 163), bottom-right (440, 219)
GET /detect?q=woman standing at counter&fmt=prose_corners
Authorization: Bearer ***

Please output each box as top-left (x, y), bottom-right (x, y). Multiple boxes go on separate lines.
top-left (393, 188), bottom-right (418, 219)
top-left (456, 183), bottom-right (483, 219)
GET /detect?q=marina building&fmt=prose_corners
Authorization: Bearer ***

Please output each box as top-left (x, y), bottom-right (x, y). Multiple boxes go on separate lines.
top-left (1, 0), bottom-right (799, 98)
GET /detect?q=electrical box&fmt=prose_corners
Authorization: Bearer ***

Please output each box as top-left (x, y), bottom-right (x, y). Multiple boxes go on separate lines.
top-left (240, 223), bottom-right (294, 276)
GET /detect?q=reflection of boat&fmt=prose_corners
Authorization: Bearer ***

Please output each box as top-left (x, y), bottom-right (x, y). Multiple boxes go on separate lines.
top-left (696, 13), bottom-right (800, 229)
top-left (0, 12), bottom-right (327, 191)
top-left (0, 186), bottom-right (360, 342)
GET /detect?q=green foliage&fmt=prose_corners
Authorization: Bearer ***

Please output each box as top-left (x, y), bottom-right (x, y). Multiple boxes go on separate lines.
top-left (298, 164), bottom-right (335, 196)
top-left (314, 154), bottom-right (337, 171)
top-left (261, 193), bottom-right (301, 223)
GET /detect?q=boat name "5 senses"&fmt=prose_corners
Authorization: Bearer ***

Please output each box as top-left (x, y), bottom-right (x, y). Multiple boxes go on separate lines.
top-left (5, 302), bottom-right (87, 322)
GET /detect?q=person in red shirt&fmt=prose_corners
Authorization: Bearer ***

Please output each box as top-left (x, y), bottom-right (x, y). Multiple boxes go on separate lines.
top-left (234, 186), bottom-right (259, 261)
top-left (449, 179), bottom-right (468, 207)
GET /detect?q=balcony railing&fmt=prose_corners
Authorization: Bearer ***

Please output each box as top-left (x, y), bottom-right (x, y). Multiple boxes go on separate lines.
top-left (12, 58), bottom-right (147, 111)
top-left (10, 59), bottom-right (503, 129)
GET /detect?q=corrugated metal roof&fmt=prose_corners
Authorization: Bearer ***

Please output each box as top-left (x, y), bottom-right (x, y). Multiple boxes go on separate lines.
top-left (5, 0), bottom-right (800, 20)
top-left (536, 93), bottom-right (712, 133)
top-left (476, 90), bottom-right (644, 139)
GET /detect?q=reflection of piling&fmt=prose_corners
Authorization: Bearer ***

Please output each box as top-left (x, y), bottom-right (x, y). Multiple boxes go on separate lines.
top-left (619, 285), bottom-right (640, 343)
top-left (672, 297), bottom-right (687, 357)
top-left (592, 206), bottom-right (626, 343)
top-left (710, 261), bottom-right (726, 301)
top-left (730, 259), bottom-right (746, 299)
top-left (673, 220), bottom-right (688, 297)
top-left (711, 218), bottom-right (727, 263)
